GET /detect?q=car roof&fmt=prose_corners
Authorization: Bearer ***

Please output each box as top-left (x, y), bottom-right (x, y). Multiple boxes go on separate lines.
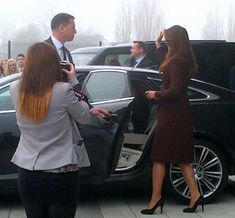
top-left (71, 46), bottom-right (110, 54)
top-left (0, 74), bottom-right (21, 86)
top-left (71, 40), bottom-right (235, 54)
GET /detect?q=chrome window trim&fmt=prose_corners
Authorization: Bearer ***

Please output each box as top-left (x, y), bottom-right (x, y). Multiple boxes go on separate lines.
top-left (0, 110), bottom-right (15, 114)
top-left (91, 97), bottom-right (134, 106)
top-left (0, 82), bottom-right (14, 90)
top-left (188, 87), bottom-right (219, 101)
top-left (146, 77), bottom-right (219, 102)
top-left (146, 76), bottom-right (162, 82)
top-left (89, 69), bottom-right (128, 74)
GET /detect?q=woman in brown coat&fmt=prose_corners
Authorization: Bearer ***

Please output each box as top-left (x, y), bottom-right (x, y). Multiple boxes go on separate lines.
top-left (142, 25), bottom-right (203, 215)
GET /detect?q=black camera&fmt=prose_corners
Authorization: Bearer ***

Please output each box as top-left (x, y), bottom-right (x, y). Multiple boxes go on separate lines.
top-left (60, 61), bottom-right (71, 71)
top-left (60, 61), bottom-right (70, 81)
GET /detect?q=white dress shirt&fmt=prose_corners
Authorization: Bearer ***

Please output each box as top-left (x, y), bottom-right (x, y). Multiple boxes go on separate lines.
top-left (134, 55), bottom-right (146, 67)
top-left (50, 35), bottom-right (67, 61)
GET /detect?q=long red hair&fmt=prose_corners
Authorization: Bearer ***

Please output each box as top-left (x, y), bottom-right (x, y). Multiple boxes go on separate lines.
top-left (18, 42), bottom-right (62, 123)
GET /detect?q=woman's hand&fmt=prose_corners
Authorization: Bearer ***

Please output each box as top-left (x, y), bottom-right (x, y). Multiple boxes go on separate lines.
top-left (62, 63), bottom-right (76, 81)
top-left (90, 108), bottom-right (110, 117)
top-left (155, 30), bottom-right (165, 48)
top-left (145, 90), bottom-right (162, 100)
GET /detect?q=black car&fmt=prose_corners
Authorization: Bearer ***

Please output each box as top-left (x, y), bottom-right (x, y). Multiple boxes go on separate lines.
top-left (71, 41), bottom-right (235, 90)
top-left (0, 66), bottom-right (235, 203)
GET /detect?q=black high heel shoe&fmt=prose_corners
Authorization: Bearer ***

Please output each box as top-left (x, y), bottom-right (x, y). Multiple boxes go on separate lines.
top-left (141, 197), bottom-right (165, 215)
top-left (183, 195), bottom-right (204, 213)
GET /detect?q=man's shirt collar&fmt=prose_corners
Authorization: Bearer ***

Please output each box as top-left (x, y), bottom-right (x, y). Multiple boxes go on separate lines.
top-left (51, 35), bottom-right (63, 49)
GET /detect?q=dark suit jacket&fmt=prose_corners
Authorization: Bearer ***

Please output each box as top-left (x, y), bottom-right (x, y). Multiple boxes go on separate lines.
top-left (44, 37), bottom-right (82, 91)
top-left (131, 55), bottom-right (153, 68)
top-left (45, 37), bottom-right (74, 64)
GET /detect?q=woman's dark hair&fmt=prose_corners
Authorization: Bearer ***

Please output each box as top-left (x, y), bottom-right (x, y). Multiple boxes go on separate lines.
top-left (160, 25), bottom-right (198, 78)
top-left (51, 13), bottom-right (75, 30)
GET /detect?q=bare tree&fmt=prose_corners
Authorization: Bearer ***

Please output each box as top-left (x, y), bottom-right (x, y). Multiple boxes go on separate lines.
top-left (10, 24), bottom-right (43, 58)
top-left (201, 11), bottom-right (225, 40)
top-left (115, 0), bottom-right (133, 42)
top-left (227, 5), bottom-right (235, 42)
top-left (134, 0), bottom-right (165, 41)
top-left (0, 17), bottom-right (18, 59)
top-left (32, 0), bottom-right (58, 39)
top-left (115, 0), bottom-right (165, 42)
top-left (67, 26), bottom-right (105, 50)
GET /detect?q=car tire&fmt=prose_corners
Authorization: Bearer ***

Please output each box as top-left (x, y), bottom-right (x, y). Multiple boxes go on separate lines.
top-left (166, 139), bottom-right (228, 203)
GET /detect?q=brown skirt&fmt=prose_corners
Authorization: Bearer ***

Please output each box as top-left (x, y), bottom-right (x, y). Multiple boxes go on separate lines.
top-left (151, 98), bottom-right (194, 164)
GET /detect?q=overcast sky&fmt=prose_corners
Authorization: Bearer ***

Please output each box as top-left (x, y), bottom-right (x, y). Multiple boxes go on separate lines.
top-left (1, 0), bottom-right (235, 42)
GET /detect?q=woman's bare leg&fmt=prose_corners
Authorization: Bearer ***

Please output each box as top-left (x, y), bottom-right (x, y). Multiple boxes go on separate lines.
top-left (148, 161), bottom-right (165, 208)
top-left (179, 163), bottom-right (201, 207)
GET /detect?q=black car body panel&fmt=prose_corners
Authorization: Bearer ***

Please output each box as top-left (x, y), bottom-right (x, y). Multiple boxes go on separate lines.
top-left (0, 66), bottom-right (235, 202)
top-left (71, 41), bottom-right (235, 90)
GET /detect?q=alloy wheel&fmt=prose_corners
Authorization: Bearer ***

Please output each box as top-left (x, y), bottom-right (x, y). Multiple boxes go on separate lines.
top-left (169, 144), bottom-right (223, 199)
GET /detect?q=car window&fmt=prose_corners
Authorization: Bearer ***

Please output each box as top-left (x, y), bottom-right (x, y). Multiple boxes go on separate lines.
top-left (72, 52), bottom-right (97, 66)
top-left (104, 54), bottom-right (132, 67)
top-left (84, 71), bottom-right (131, 102)
top-left (192, 43), bottom-right (235, 89)
top-left (0, 86), bottom-right (14, 111)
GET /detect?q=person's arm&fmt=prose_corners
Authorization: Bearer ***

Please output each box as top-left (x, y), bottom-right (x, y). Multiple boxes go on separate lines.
top-left (159, 61), bottom-right (187, 99)
top-left (155, 30), bottom-right (167, 62)
top-left (156, 30), bottom-right (164, 49)
top-left (65, 84), bottom-right (91, 124)
top-left (64, 63), bottom-right (110, 120)
top-left (146, 60), bottom-right (187, 100)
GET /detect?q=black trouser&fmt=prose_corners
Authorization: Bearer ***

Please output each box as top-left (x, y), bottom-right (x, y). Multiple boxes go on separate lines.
top-left (18, 168), bottom-right (80, 218)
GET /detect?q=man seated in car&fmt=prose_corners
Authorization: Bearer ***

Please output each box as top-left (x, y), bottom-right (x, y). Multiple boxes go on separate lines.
top-left (130, 41), bottom-right (153, 68)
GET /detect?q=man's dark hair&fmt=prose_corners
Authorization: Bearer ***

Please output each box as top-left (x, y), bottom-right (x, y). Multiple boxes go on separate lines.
top-left (133, 41), bottom-right (146, 53)
top-left (17, 53), bottom-right (25, 59)
top-left (51, 13), bottom-right (75, 30)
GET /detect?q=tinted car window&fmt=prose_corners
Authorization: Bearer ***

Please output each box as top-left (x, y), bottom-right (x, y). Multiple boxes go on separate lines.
top-left (192, 43), bottom-right (235, 89)
top-left (0, 86), bottom-right (14, 111)
top-left (72, 53), bottom-right (97, 66)
top-left (84, 71), bottom-right (131, 102)
top-left (72, 41), bottom-right (235, 90)
top-left (105, 54), bottom-right (132, 67)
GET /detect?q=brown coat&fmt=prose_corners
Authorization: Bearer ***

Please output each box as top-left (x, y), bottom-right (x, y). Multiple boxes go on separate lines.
top-left (152, 55), bottom-right (194, 164)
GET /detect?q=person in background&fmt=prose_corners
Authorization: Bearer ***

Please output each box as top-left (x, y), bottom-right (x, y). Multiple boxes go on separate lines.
top-left (16, 54), bottom-right (25, 73)
top-left (4, 59), bottom-right (18, 76)
top-left (130, 41), bottom-right (153, 68)
top-left (10, 42), bottom-right (109, 218)
top-left (0, 59), bottom-right (8, 77)
top-left (0, 63), bottom-right (4, 77)
top-left (45, 13), bottom-right (76, 64)
top-left (142, 25), bottom-right (203, 215)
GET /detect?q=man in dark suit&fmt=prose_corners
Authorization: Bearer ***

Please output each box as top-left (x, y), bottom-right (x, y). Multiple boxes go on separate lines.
top-left (130, 41), bottom-right (153, 68)
top-left (45, 13), bottom-right (83, 91)
top-left (45, 13), bottom-right (76, 64)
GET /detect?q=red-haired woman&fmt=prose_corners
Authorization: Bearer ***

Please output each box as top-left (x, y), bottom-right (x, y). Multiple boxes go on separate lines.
top-left (10, 42), bottom-right (109, 218)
